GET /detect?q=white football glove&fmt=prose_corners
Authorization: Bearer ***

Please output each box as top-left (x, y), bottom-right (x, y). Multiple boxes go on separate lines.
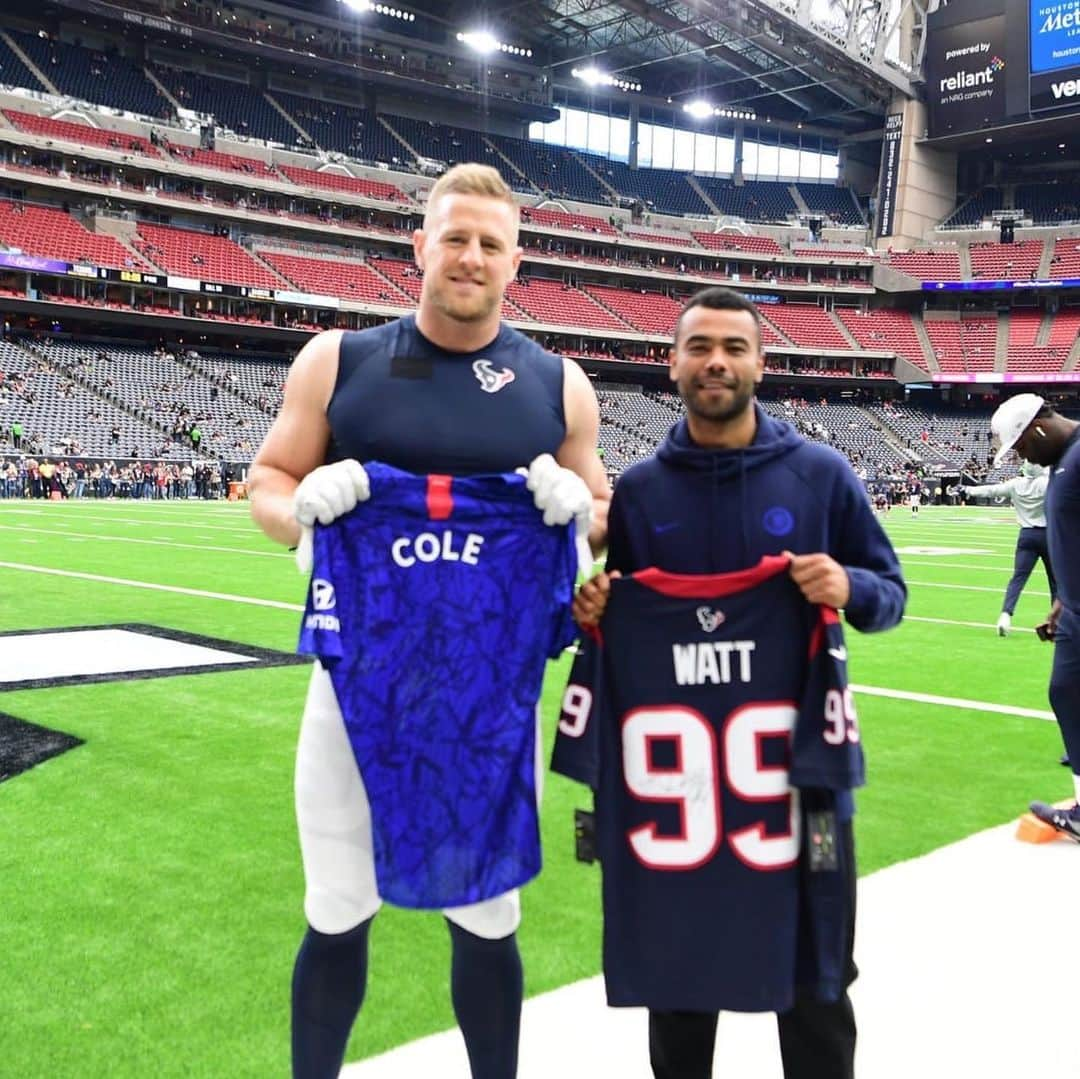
top-left (293, 459), bottom-right (370, 572)
top-left (525, 453), bottom-right (594, 577)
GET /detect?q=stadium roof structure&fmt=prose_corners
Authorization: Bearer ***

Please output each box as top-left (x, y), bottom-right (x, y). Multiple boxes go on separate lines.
top-left (22, 0), bottom-right (927, 138)
top-left (419, 0), bottom-right (923, 136)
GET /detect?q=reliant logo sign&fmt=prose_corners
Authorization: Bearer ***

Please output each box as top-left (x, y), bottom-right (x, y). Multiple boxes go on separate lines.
top-left (925, 9), bottom-right (1008, 136)
top-left (940, 54), bottom-right (1005, 94)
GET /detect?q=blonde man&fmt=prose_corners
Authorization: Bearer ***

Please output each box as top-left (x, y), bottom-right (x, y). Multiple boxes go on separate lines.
top-left (250, 164), bottom-right (609, 1079)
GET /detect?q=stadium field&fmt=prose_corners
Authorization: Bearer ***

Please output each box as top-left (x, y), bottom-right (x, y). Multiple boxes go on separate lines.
top-left (0, 499), bottom-right (1069, 1077)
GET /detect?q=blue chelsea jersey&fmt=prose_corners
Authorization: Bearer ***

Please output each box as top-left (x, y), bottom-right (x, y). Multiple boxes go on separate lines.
top-left (299, 462), bottom-right (578, 909)
top-left (552, 556), bottom-right (863, 1013)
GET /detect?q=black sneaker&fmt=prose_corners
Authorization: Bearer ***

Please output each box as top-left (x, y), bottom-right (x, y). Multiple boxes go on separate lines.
top-left (1029, 801), bottom-right (1080, 842)
top-left (1062, 754), bottom-right (1071, 767)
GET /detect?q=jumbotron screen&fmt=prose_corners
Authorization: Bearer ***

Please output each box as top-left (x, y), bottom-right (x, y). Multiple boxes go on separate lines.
top-left (926, 0), bottom-right (1080, 137)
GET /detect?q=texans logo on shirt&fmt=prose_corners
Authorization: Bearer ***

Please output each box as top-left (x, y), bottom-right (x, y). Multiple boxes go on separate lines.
top-left (696, 605), bottom-right (726, 632)
top-left (473, 359), bottom-right (516, 393)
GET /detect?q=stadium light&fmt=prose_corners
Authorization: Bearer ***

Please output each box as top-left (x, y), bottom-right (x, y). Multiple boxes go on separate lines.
top-left (340, 0), bottom-right (415, 21)
top-left (571, 66), bottom-right (641, 92)
top-left (457, 31), bottom-right (532, 58)
top-left (682, 100), bottom-right (756, 121)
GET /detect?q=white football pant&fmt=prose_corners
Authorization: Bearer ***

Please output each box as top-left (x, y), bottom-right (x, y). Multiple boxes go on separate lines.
top-left (294, 663), bottom-right (528, 940)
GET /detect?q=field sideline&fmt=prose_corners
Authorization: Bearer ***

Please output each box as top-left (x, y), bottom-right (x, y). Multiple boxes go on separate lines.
top-left (0, 499), bottom-right (1071, 1077)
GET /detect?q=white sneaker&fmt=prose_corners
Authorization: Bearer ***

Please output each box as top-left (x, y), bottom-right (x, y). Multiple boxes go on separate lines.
top-left (997, 612), bottom-right (1011, 637)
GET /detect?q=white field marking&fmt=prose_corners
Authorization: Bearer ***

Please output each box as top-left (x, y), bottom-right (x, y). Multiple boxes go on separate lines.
top-left (885, 520), bottom-right (1019, 533)
top-left (906, 579), bottom-right (1051, 598)
top-left (0, 508), bottom-right (257, 536)
top-left (890, 533), bottom-right (1022, 550)
top-left (900, 560), bottom-right (1018, 571)
top-left (0, 628), bottom-right (256, 684)
top-left (848, 683), bottom-right (1054, 721)
top-left (0, 561), bottom-right (304, 611)
top-left (0, 558), bottom-right (1041, 634)
top-left (903, 614), bottom-right (1035, 633)
top-left (343, 822), bottom-right (1078, 1079)
top-left (0, 523), bottom-right (289, 559)
top-left (893, 546), bottom-right (993, 556)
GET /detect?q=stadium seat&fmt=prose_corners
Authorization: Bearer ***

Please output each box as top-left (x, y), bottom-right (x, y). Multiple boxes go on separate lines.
top-left (134, 223), bottom-right (281, 288)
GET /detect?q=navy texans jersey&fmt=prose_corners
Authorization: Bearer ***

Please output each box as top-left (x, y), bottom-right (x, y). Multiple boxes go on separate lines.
top-left (299, 462), bottom-right (578, 909)
top-left (551, 555), bottom-right (863, 1013)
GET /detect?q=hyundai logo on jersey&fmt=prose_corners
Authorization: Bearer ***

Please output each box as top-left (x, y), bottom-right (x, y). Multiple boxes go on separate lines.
top-left (311, 579), bottom-right (336, 611)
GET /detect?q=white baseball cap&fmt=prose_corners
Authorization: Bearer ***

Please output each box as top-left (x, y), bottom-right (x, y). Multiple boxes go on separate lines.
top-left (991, 393), bottom-right (1045, 466)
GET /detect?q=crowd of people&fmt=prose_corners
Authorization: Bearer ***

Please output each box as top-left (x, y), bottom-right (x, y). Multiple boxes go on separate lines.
top-left (0, 456), bottom-right (234, 499)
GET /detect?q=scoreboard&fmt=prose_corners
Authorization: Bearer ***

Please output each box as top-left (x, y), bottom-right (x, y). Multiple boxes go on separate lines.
top-left (926, 0), bottom-right (1080, 138)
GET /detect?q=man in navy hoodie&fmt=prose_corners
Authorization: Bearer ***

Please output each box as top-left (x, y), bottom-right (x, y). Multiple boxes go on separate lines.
top-left (574, 286), bottom-right (906, 1079)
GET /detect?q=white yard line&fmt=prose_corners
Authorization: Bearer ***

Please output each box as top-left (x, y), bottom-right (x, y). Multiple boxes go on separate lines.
top-left (343, 822), bottom-right (1077, 1079)
top-left (0, 523), bottom-right (288, 558)
top-left (906, 579), bottom-right (1051, 597)
top-left (0, 561), bottom-right (303, 611)
top-left (900, 559), bottom-right (1020, 570)
top-left (849, 683), bottom-right (1054, 721)
top-left (903, 614), bottom-right (1035, 633)
top-left (0, 508), bottom-right (256, 536)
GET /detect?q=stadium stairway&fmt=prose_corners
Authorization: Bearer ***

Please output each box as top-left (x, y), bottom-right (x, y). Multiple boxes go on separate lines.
top-left (248, 248), bottom-right (295, 287)
top-left (570, 151), bottom-right (620, 202)
top-left (16, 340), bottom-right (197, 458)
top-left (1036, 310), bottom-right (1055, 347)
top-left (91, 215), bottom-right (153, 269)
top-left (958, 245), bottom-right (973, 280)
top-left (584, 288), bottom-right (641, 331)
top-left (487, 138), bottom-right (542, 196)
top-left (912, 316), bottom-right (940, 374)
top-left (266, 93), bottom-right (314, 147)
top-left (831, 311), bottom-right (860, 349)
top-left (686, 175), bottom-right (721, 215)
top-left (789, 185), bottom-right (810, 216)
top-left (144, 67), bottom-right (182, 114)
top-left (994, 313), bottom-right (1009, 373)
top-left (0, 30), bottom-right (54, 95)
top-left (378, 116), bottom-right (423, 166)
top-left (1066, 337), bottom-right (1080, 373)
top-left (857, 407), bottom-right (918, 464)
top-left (170, 349), bottom-right (268, 419)
top-left (1037, 242), bottom-right (1056, 279)
top-left (758, 313), bottom-right (796, 349)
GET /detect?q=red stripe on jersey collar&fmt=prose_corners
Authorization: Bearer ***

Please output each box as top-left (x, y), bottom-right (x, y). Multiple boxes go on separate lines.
top-left (633, 555), bottom-right (792, 598)
top-left (426, 474), bottom-right (454, 520)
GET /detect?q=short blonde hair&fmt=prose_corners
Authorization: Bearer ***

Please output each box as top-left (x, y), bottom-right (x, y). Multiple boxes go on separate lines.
top-left (423, 163), bottom-right (517, 229)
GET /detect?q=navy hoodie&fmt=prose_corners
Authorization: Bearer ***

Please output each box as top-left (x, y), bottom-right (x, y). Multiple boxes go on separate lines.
top-left (607, 404), bottom-right (906, 633)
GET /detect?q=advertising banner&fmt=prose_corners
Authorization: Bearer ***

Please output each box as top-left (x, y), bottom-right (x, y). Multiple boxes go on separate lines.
top-left (876, 112), bottom-right (904, 237)
top-left (1030, 0), bottom-right (1080, 110)
top-left (926, 13), bottom-right (1010, 136)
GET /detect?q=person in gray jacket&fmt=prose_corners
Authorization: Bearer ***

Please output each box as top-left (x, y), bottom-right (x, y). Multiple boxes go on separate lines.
top-left (952, 460), bottom-right (1055, 636)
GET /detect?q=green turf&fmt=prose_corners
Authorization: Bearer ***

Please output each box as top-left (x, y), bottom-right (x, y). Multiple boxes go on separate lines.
top-left (0, 500), bottom-right (1067, 1075)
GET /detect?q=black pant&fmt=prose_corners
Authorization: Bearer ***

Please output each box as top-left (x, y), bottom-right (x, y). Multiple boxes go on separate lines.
top-left (1050, 608), bottom-right (1080, 780)
top-left (1002, 527), bottom-right (1055, 616)
top-left (649, 821), bottom-right (858, 1079)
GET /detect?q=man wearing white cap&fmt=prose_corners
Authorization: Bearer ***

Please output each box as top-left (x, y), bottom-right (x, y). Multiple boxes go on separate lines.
top-left (990, 393), bottom-right (1080, 840)
top-left (951, 459), bottom-right (1055, 636)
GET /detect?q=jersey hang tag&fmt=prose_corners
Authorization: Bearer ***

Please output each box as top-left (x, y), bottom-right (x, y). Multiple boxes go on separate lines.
top-left (806, 809), bottom-right (839, 873)
top-left (574, 808), bottom-right (597, 864)
top-left (390, 354), bottom-right (434, 380)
